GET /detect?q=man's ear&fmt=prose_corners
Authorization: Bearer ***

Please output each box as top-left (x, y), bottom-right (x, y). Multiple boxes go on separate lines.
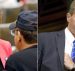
top-left (67, 13), bottom-right (71, 23)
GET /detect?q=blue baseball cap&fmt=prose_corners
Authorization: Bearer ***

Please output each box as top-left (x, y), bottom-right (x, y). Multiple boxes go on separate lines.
top-left (9, 10), bottom-right (38, 32)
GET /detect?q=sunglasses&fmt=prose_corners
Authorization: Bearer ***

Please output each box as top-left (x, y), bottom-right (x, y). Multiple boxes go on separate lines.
top-left (10, 29), bottom-right (19, 36)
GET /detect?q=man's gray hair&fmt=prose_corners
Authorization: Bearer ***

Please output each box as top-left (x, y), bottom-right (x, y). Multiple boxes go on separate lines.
top-left (68, 0), bottom-right (75, 14)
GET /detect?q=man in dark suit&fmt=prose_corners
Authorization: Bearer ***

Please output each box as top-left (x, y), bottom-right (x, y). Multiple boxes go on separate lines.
top-left (5, 11), bottom-right (37, 71)
top-left (38, 0), bottom-right (75, 71)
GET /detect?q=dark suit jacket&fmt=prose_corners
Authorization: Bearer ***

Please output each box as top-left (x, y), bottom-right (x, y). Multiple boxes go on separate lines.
top-left (38, 30), bottom-right (65, 71)
top-left (5, 45), bottom-right (37, 71)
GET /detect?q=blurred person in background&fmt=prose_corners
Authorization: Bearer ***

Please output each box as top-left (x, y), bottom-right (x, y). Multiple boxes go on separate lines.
top-left (0, 0), bottom-right (25, 8)
top-left (5, 10), bottom-right (37, 71)
top-left (0, 39), bottom-right (12, 71)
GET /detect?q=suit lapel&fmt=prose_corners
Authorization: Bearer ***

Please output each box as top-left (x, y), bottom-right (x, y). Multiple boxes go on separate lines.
top-left (56, 30), bottom-right (65, 69)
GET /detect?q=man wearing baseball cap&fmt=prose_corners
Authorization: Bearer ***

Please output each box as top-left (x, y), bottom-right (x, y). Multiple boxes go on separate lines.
top-left (5, 10), bottom-right (37, 71)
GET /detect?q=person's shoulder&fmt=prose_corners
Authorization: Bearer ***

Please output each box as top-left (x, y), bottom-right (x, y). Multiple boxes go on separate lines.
top-left (39, 29), bottom-right (64, 36)
top-left (39, 29), bottom-right (65, 39)
top-left (0, 39), bottom-right (12, 47)
top-left (0, 39), bottom-right (10, 44)
top-left (8, 46), bottom-right (37, 60)
top-left (7, 52), bottom-right (18, 61)
top-left (8, 51), bottom-right (23, 59)
top-left (0, 39), bottom-right (12, 56)
top-left (39, 32), bottom-right (56, 37)
top-left (7, 47), bottom-right (37, 64)
top-left (6, 52), bottom-right (22, 65)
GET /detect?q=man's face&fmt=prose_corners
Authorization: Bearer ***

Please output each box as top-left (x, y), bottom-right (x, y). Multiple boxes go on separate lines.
top-left (67, 13), bottom-right (75, 35)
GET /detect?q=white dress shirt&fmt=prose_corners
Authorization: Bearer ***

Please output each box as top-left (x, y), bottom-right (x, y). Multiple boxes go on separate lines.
top-left (64, 28), bottom-right (75, 69)
top-left (65, 28), bottom-right (75, 57)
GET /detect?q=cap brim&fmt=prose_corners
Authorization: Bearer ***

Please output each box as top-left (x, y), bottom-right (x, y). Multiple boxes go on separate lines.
top-left (9, 24), bottom-right (16, 30)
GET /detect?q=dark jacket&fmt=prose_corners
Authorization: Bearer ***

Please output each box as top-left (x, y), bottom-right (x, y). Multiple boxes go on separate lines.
top-left (5, 45), bottom-right (37, 71)
top-left (38, 30), bottom-right (65, 71)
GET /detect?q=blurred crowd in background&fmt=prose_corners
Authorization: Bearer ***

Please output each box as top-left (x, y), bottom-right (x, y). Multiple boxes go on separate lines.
top-left (0, 0), bottom-right (37, 52)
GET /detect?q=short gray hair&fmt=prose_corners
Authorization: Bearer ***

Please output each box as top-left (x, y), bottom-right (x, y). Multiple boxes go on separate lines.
top-left (68, 0), bottom-right (75, 14)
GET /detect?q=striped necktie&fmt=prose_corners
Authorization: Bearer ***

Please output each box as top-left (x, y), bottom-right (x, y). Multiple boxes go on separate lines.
top-left (71, 40), bottom-right (75, 63)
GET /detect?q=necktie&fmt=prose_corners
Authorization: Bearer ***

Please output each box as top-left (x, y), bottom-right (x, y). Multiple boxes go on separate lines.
top-left (71, 40), bottom-right (75, 63)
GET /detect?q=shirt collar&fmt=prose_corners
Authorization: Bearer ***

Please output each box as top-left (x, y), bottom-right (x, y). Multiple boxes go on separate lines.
top-left (65, 27), bottom-right (75, 44)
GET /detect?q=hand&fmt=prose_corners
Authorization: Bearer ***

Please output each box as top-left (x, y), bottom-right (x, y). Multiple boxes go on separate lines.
top-left (64, 53), bottom-right (74, 70)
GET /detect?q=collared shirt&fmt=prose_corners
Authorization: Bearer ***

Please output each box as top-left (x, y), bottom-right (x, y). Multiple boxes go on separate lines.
top-left (64, 28), bottom-right (75, 70)
top-left (65, 28), bottom-right (75, 57)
